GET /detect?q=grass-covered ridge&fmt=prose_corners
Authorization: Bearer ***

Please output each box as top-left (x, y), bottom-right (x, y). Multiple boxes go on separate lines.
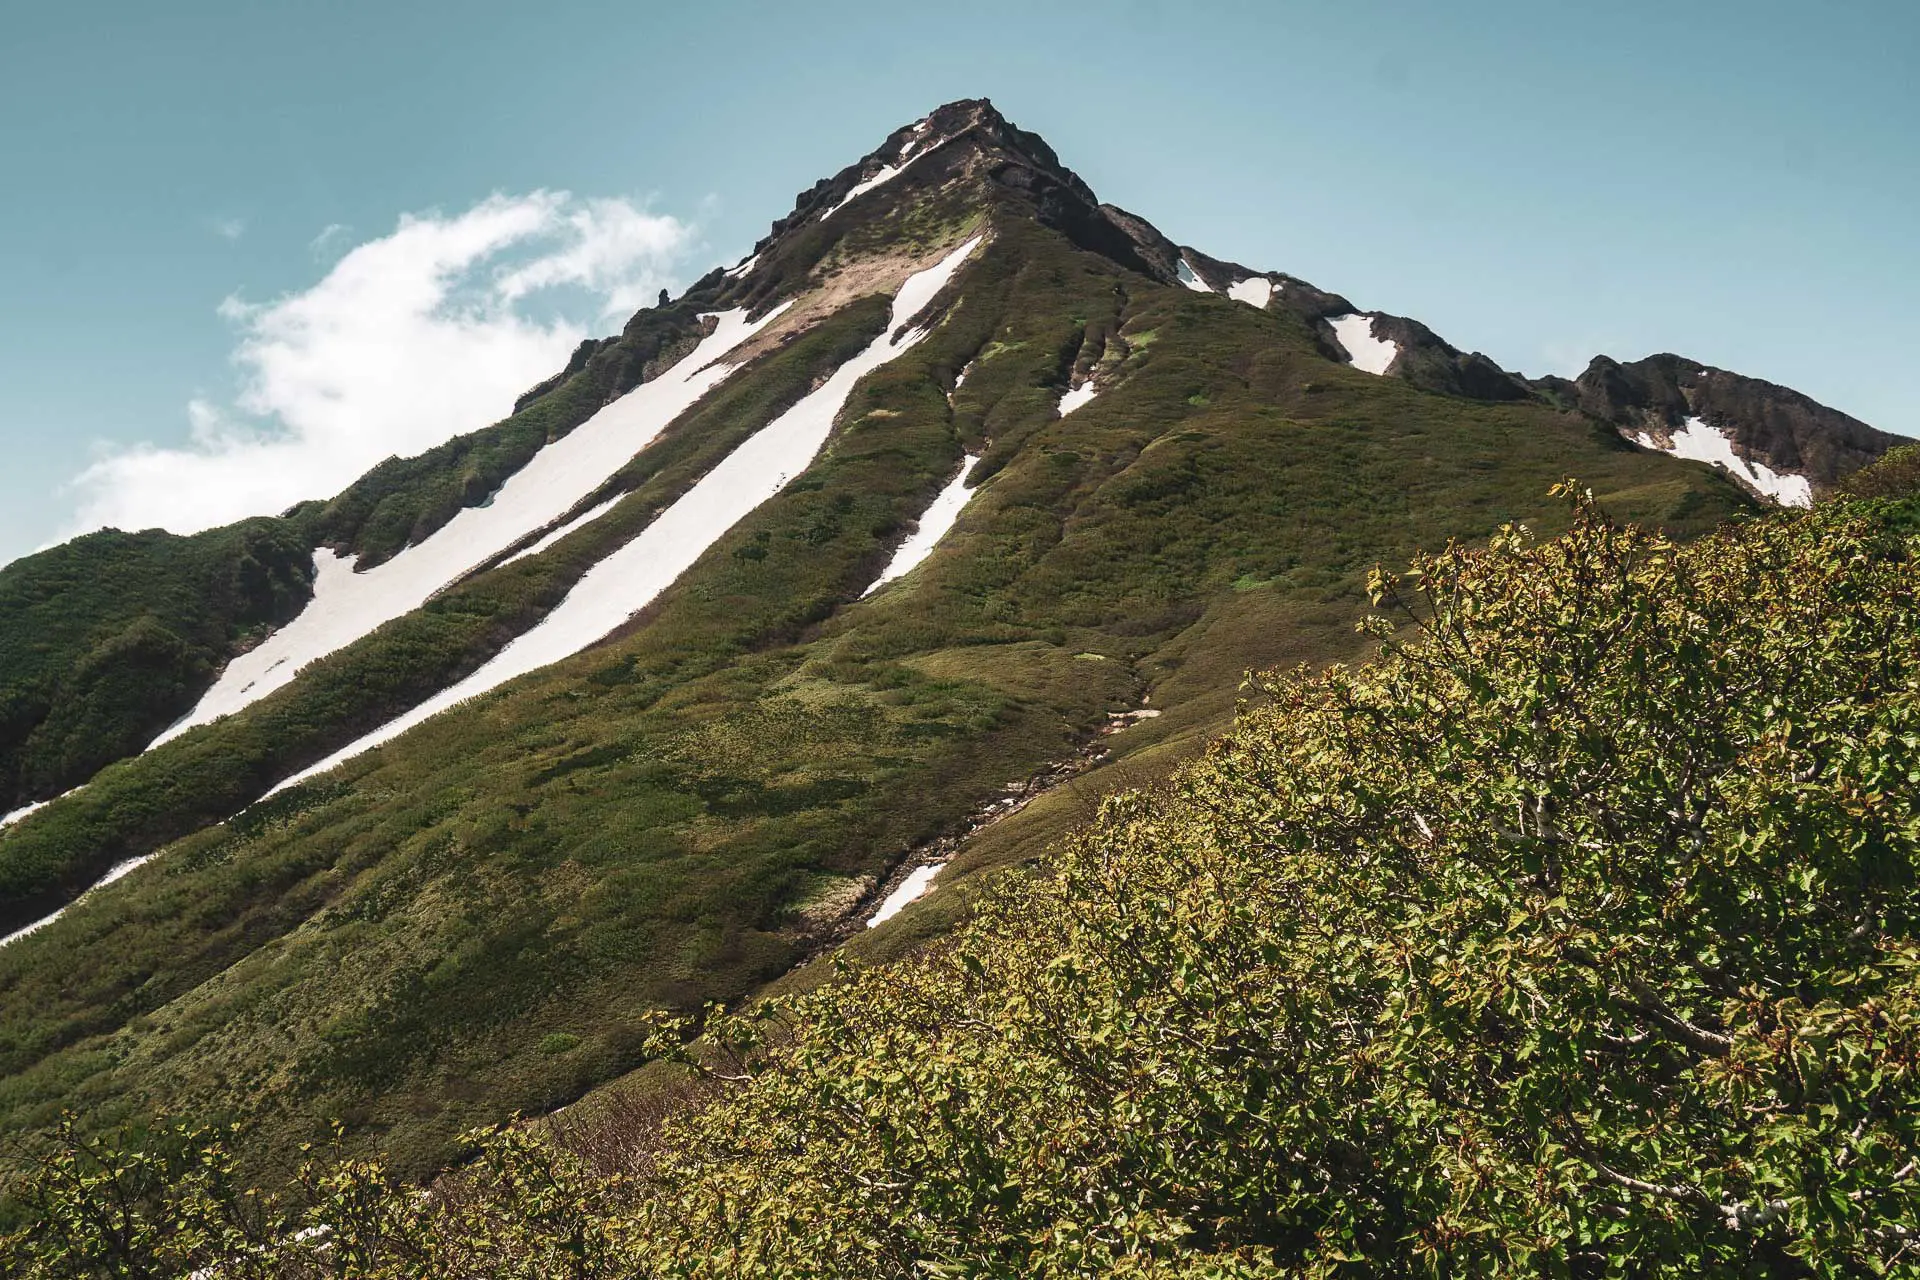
top-left (9, 488), bottom-right (1918, 1276)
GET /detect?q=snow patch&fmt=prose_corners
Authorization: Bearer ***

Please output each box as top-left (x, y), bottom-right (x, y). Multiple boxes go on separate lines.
top-left (1635, 417), bottom-right (1813, 508)
top-left (1227, 277), bottom-right (1273, 309)
top-left (863, 454), bottom-right (982, 597)
top-left (867, 862), bottom-right (944, 927)
top-left (0, 799), bottom-right (48, 829)
top-left (150, 304), bottom-right (789, 747)
top-left (1057, 381), bottom-right (1098, 416)
top-left (266, 237), bottom-right (984, 795)
top-left (1176, 259), bottom-right (1212, 292)
top-left (724, 253), bottom-right (758, 279)
top-left (822, 134), bottom-right (942, 221)
top-left (0, 852), bottom-right (156, 950)
top-left (500, 495), bottom-right (625, 567)
top-left (1328, 314), bottom-right (1399, 375)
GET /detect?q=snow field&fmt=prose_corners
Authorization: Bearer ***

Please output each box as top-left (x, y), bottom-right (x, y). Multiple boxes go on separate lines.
top-left (268, 237), bottom-right (984, 796)
top-left (1227, 276), bottom-right (1274, 308)
top-left (862, 454), bottom-right (983, 597)
top-left (0, 851), bottom-right (156, 949)
top-left (1636, 417), bottom-right (1813, 507)
top-left (1176, 259), bottom-right (1212, 292)
top-left (150, 304), bottom-right (790, 748)
top-left (1328, 314), bottom-right (1399, 375)
top-left (1057, 381), bottom-right (1099, 416)
top-left (499, 495), bottom-right (625, 567)
top-left (867, 862), bottom-right (944, 927)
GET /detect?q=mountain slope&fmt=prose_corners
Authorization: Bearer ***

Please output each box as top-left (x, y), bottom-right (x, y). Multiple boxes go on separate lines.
top-left (12, 487), bottom-right (1919, 1277)
top-left (0, 100), bottom-right (1888, 1181)
top-left (0, 522), bottom-right (311, 817)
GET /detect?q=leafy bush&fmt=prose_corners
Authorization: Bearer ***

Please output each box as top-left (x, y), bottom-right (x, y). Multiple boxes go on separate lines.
top-left (1836, 444), bottom-right (1920, 501)
top-left (9, 488), bottom-right (1918, 1276)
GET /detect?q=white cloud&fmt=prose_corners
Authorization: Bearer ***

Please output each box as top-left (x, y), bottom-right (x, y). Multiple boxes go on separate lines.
top-left (210, 216), bottom-right (247, 240)
top-left (66, 192), bottom-right (694, 540)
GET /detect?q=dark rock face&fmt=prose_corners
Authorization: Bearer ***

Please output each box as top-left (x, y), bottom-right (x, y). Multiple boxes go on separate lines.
top-left (1172, 247), bottom-right (1531, 402)
top-left (1536, 354), bottom-right (1906, 491)
top-left (1364, 314), bottom-right (1533, 401)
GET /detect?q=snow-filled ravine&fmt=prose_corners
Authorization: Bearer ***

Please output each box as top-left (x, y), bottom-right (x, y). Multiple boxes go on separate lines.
top-left (1328, 313), bottom-right (1399, 375)
top-left (1057, 380), bottom-right (1098, 416)
top-left (867, 862), bottom-right (945, 928)
top-left (149, 303), bottom-right (792, 749)
top-left (1636, 417), bottom-right (1813, 507)
top-left (862, 453), bottom-right (982, 597)
top-left (1176, 258), bottom-right (1212, 292)
top-left (267, 236), bottom-right (984, 797)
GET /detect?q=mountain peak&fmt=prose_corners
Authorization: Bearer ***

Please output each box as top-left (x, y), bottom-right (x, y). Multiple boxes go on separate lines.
top-left (685, 100), bottom-right (1903, 507)
top-left (719, 98), bottom-right (1192, 297)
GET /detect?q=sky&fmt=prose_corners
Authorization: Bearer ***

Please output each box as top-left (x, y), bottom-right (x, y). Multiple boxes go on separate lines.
top-left (2, 0), bottom-right (1914, 566)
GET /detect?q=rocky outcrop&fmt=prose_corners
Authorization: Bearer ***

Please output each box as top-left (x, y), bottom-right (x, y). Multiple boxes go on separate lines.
top-left (1534, 354), bottom-right (1905, 492)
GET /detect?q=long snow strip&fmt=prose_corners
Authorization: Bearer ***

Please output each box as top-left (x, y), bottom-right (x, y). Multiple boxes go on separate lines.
top-left (150, 304), bottom-right (790, 748)
top-left (0, 800), bottom-right (48, 830)
top-left (1176, 259), bottom-right (1212, 292)
top-left (0, 851), bottom-right (155, 949)
top-left (1328, 314), bottom-right (1399, 375)
top-left (267, 237), bottom-right (983, 797)
top-left (1227, 276), bottom-right (1274, 308)
top-left (1637, 417), bottom-right (1813, 507)
top-left (868, 862), bottom-right (944, 928)
top-left (862, 454), bottom-right (982, 598)
top-left (823, 131), bottom-right (939, 221)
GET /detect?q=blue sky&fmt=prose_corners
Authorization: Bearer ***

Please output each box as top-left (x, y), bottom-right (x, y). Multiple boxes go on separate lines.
top-left (3, 0), bottom-right (1914, 565)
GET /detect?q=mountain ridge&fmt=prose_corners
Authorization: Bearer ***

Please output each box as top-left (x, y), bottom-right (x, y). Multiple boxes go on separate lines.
top-left (0, 98), bottom-right (1899, 1190)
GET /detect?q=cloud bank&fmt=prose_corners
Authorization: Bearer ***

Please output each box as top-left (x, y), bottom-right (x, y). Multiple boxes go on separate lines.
top-left (65, 192), bottom-right (693, 540)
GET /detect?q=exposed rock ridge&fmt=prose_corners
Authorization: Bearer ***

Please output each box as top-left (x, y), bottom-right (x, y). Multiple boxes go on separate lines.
top-left (1533, 354), bottom-right (1906, 493)
top-left (697, 98), bottom-right (1904, 498)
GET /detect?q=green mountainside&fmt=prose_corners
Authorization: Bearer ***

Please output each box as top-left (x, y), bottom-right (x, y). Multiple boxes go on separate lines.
top-left (9, 480), bottom-right (1920, 1276)
top-left (0, 522), bottom-right (312, 815)
top-left (0, 100), bottom-right (1910, 1272)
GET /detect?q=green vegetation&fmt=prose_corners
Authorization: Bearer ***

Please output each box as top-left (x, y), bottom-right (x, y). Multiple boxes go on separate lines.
top-left (0, 521), bottom-right (312, 813)
top-left (9, 489), bottom-right (1917, 1276)
top-left (1836, 443), bottom-right (1920, 502)
top-left (0, 297), bottom-right (890, 923)
top-left (0, 204), bottom-right (1750, 1187)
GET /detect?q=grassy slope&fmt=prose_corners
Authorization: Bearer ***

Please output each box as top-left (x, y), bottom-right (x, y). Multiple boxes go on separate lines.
top-left (0, 203), bottom-right (1749, 1181)
top-left (0, 297), bottom-right (731, 866)
top-left (0, 522), bottom-right (314, 814)
top-left (0, 301), bottom-right (892, 925)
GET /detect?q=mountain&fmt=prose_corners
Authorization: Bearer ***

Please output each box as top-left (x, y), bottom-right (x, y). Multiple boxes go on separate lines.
top-left (0, 98), bottom-right (1901, 1189)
